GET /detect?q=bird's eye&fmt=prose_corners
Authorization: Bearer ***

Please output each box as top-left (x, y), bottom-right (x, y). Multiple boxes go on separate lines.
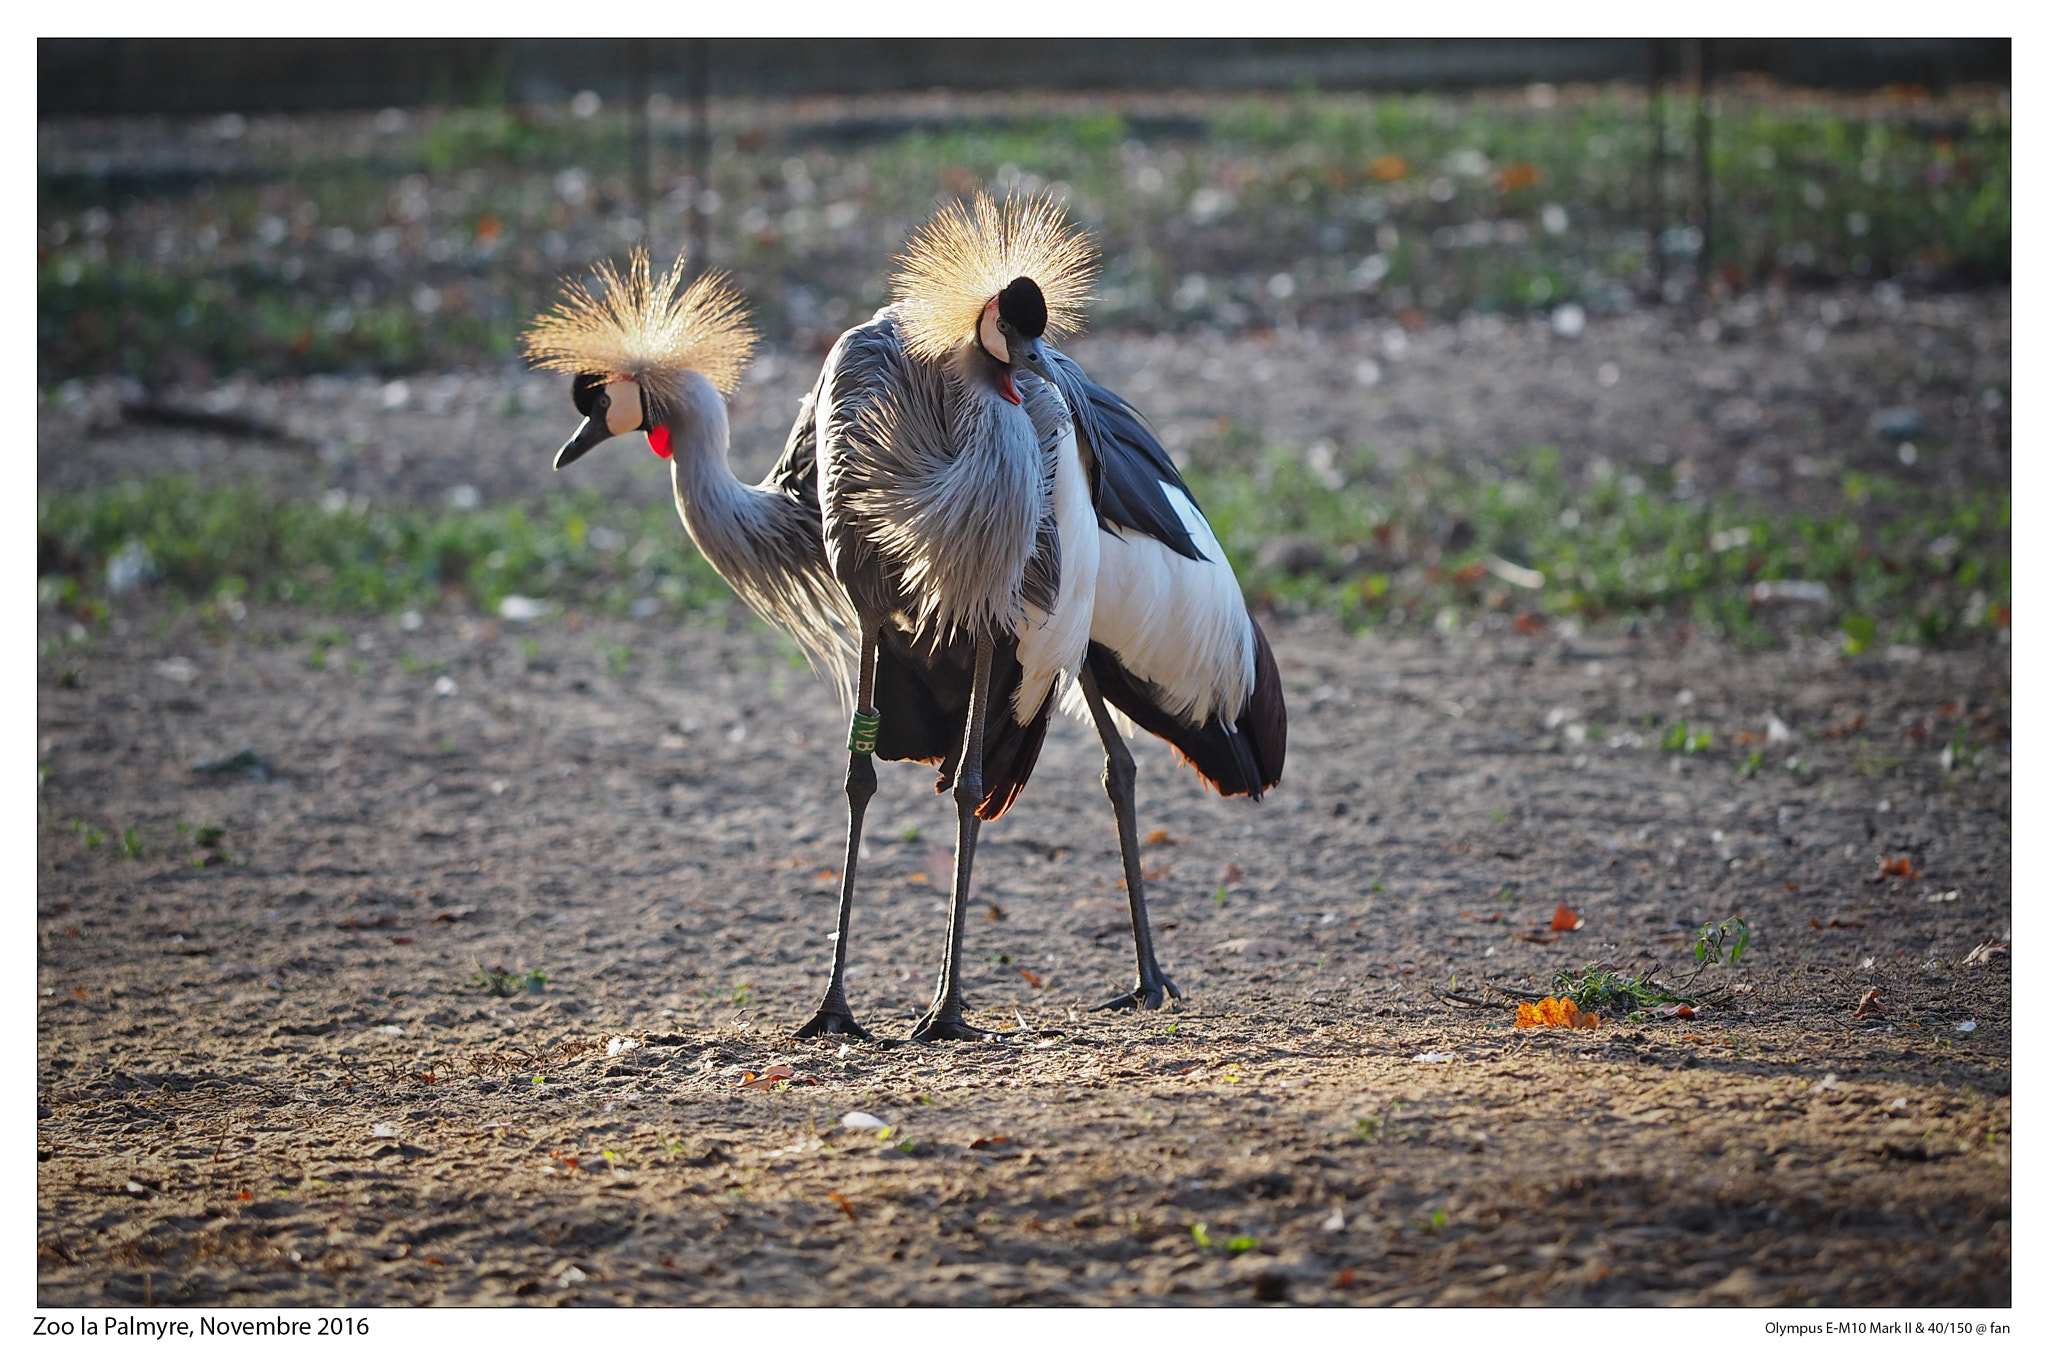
top-left (595, 392), bottom-right (609, 411)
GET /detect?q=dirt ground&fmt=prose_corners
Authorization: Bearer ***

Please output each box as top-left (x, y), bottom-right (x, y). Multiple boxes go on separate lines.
top-left (37, 280), bottom-right (2012, 1306)
top-left (35, 586), bottom-right (2010, 1306)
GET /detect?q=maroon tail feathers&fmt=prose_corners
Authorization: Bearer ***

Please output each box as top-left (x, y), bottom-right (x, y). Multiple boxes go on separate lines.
top-left (1085, 616), bottom-right (1286, 798)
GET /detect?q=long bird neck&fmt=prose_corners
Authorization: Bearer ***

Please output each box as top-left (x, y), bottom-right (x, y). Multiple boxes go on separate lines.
top-left (659, 371), bottom-right (750, 525)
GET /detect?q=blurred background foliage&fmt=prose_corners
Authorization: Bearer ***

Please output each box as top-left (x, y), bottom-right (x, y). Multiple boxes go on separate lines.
top-left (39, 81), bottom-right (2008, 386)
top-left (37, 44), bottom-right (2010, 656)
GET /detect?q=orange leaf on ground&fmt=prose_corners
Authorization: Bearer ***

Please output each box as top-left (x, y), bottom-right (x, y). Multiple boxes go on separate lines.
top-left (1368, 154), bottom-right (1409, 181)
top-left (1550, 903), bottom-right (1585, 932)
top-left (1516, 996), bottom-right (1599, 1030)
top-left (736, 1063), bottom-right (796, 1090)
top-left (1854, 988), bottom-right (1886, 1018)
top-left (967, 1135), bottom-right (1011, 1150)
top-left (827, 1191), bottom-right (859, 1221)
top-left (1877, 856), bottom-right (1921, 880)
top-left (909, 872), bottom-right (930, 884)
top-left (984, 901), bottom-right (1006, 922)
top-left (1145, 829), bottom-right (1174, 846)
top-left (1656, 1003), bottom-right (1697, 1018)
top-left (1018, 969), bottom-right (1044, 989)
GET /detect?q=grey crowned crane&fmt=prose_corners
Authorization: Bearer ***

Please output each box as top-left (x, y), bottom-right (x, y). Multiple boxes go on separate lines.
top-left (803, 194), bottom-right (1284, 1035)
top-left (522, 203), bottom-right (1283, 1042)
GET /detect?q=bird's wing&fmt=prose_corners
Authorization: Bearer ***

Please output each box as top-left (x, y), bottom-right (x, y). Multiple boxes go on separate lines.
top-left (1040, 347), bottom-right (1205, 562)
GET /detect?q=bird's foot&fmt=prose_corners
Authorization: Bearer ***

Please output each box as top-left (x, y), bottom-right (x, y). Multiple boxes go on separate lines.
top-left (908, 1007), bottom-right (1005, 1043)
top-left (1091, 969), bottom-right (1182, 1013)
top-left (793, 997), bottom-right (872, 1041)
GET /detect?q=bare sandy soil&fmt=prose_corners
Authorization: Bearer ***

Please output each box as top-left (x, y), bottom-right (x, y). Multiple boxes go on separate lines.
top-left (35, 591), bottom-right (2010, 1306)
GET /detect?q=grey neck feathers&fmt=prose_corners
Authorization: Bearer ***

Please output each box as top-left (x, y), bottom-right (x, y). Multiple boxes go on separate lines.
top-left (660, 371), bottom-right (857, 704)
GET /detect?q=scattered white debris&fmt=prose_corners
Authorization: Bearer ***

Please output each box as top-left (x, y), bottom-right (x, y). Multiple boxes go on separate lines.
top-left (1766, 714), bottom-right (1795, 745)
top-left (153, 657), bottom-right (197, 684)
top-left (1955, 1021), bottom-right (1978, 1034)
top-left (558, 1266), bottom-right (587, 1286)
top-left (433, 675), bottom-right (458, 697)
top-left (1321, 1206), bottom-right (1347, 1232)
top-left (373, 1024), bottom-right (405, 1036)
top-left (1482, 554), bottom-right (1544, 589)
top-left (1412, 1051), bottom-right (1458, 1064)
top-left (371, 1122), bottom-right (401, 1138)
top-left (840, 1112), bottom-right (888, 1131)
top-left (107, 538), bottom-right (159, 594)
top-left (125, 1181), bottom-right (148, 1194)
top-left (1811, 1073), bottom-right (1843, 1092)
top-left (1748, 580), bottom-right (1832, 607)
top-left (499, 594), bottom-right (546, 622)
top-left (399, 610), bottom-right (424, 632)
top-left (1549, 303), bottom-right (1586, 338)
top-left (605, 1036), bottom-right (640, 1057)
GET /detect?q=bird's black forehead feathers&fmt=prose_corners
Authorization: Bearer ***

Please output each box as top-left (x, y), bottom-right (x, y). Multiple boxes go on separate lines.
top-left (571, 373), bottom-right (607, 417)
top-left (997, 277), bottom-right (1048, 339)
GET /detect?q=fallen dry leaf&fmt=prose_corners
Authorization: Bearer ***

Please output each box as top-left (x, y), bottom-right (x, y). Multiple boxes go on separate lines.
top-left (1963, 939), bottom-right (2009, 966)
top-left (984, 901), bottom-right (1006, 922)
top-left (1876, 855), bottom-right (1921, 880)
top-left (1144, 828), bottom-right (1174, 846)
top-left (1550, 902), bottom-right (1585, 932)
top-left (909, 872), bottom-right (929, 884)
top-left (966, 1135), bottom-right (1011, 1150)
top-left (1018, 968), bottom-right (1044, 989)
top-left (735, 1063), bottom-right (798, 1090)
top-left (1656, 1003), bottom-right (1698, 1019)
top-left (1142, 863), bottom-right (1173, 881)
top-left (1516, 996), bottom-right (1601, 1030)
top-left (1221, 863), bottom-right (1246, 884)
top-left (1854, 988), bottom-right (1886, 1019)
top-left (827, 1191), bottom-right (859, 1221)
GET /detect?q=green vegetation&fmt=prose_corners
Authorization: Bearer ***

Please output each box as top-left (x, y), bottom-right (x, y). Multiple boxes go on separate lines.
top-left (38, 477), bottom-right (729, 622)
top-left (39, 86), bottom-right (2007, 385)
top-left (1192, 444), bottom-right (2009, 652)
top-left (35, 450), bottom-right (2007, 657)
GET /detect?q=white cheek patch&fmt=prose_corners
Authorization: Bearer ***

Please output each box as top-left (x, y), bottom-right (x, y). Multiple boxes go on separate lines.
top-left (978, 304), bottom-right (1009, 363)
top-left (604, 380), bottom-right (644, 435)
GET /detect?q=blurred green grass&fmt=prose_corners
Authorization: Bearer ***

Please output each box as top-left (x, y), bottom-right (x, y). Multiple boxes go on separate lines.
top-left (36, 463), bottom-right (2009, 658)
top-left (38, 85), bottom-right (2008, 386)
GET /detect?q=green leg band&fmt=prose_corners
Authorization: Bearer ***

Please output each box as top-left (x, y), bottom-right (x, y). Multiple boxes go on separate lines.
top-left (848, 709), bottom-right (881, 756)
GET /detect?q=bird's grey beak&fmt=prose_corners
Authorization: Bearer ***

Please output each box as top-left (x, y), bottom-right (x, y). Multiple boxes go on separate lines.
top-left (1009, 336), bottom-right (1047, 380)
top-left (553, 417), bottom-right (615, 471)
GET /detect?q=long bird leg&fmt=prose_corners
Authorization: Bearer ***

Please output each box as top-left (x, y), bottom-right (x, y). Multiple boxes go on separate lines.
top-left (910, 632), bottom-right (1003, 1042)
top-left (794, 624), bottom-right (884, 1040)
top-left (1079, 666), bottom-right (1183, 1012)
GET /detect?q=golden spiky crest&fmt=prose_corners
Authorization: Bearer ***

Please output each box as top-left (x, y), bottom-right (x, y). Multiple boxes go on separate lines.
top-left (522, 250), bottom-right (757, 406)
top-left (891, 191), bottom-right (1098, 363)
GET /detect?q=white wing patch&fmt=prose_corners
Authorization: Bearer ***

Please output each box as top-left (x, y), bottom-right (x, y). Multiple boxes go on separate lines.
top-left (1012, 426), bottom-right (1099, 723)
top-left (1074, 482), bottom-right (1255, 727)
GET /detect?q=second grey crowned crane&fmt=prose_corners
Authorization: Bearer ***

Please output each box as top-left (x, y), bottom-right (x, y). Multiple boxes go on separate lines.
top-left (802, 194), bottom-right (1103, 1041)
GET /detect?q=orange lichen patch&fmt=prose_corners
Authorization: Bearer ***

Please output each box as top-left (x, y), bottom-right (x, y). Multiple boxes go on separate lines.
top-left (1516, 996), bottom-right (1602, 1030)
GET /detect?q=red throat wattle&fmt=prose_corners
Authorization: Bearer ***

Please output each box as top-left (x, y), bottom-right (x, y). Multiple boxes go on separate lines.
top-left (997, 371), bottom-right (1020, 406)
top-left (646, 425), bottom-right (673, 459)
